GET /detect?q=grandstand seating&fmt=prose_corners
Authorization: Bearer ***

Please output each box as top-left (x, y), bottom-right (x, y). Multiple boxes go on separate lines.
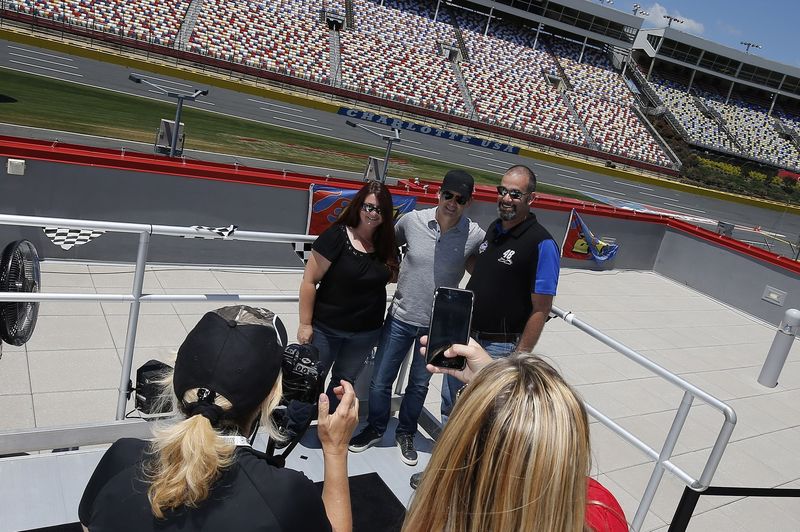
top-left (187, 0), bottom-right (329, 83)
top-left (338, 0), bottom-right (468, 115)
top-left (649, 76), bottom-right (736, 152)
top-left (571, 93), bottom-right (672, 166)
top-left (647, 74), bottom-right (800, 169)
top-left (9, 0), bottom-right (190, 45)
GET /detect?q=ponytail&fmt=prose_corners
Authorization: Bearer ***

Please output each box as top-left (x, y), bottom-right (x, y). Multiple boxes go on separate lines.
top-left (146, 392), bottom-right (235, 518)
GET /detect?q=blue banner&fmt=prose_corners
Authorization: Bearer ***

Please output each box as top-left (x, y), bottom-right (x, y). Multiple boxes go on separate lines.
top-left (338, 108), bottom-right (520, 154)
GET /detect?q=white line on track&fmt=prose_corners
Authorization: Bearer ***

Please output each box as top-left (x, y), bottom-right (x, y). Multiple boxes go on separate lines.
top-left (8, 60), bottom-right (83, 77)
top-left (260, 107), bottom-right (315, 120)
top-left (448, 143), bottom-right (502, 154)
top-left (537, 163), bottom-right (576, 173)
top-left (557, 173), bottom-right (579, 178)
top-left (131, 73), bottom-right (193, 88)
top-left (486, 163), bottom-right (508, 169)
top-left (568, 176), bottom-right (601, 184)
top-left (271, 116), bottom-right (332, 131)
top-left (247, 98), bottom-right (300, 111)
top-left (401, 138), bottom-right (421, 145)
top-left (739, 240), bottom-right (770, 247)
top-left (8, 53), bottom-right (79, 69)
top-left (468, 152), bottom-right (511, 164)
top-left (189, 100), bottom-right (215, 106)
top-left (613, 180), bottom-right (653, 191)
top-left (580, 185), bottom-right (626, 195)
top-left (397, 145), bottom-right (439, 155)
top-left (8, 45), bottom-right (74, 60)
top-left (640, 191), bottom-right (676, 201)
top-left (664, 203), bottom-right (706, 214)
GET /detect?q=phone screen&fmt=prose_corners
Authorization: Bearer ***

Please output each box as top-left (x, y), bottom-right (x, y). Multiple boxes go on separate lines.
top-left (426, 287), bottom-right (474, 370)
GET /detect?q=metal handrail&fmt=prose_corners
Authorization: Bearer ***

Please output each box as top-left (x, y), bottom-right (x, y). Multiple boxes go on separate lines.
top-left (0, 213), bottom-right (314, 419)
top-left (0, 213), bottom-right (737, 531)
top-left (552, 305), bottom-right (737, 531)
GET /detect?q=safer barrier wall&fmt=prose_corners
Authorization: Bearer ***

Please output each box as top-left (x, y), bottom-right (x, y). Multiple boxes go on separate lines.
top-left (1, 136), bottom-right (797, 327)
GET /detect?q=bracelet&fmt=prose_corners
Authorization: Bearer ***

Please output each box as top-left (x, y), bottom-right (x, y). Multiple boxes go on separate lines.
top-left (455, 383), bottom-right (468, 400)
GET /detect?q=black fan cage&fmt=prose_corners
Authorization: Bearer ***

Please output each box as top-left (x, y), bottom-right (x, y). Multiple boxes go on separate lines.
top-left (0, 240), bottom-right (41, 346)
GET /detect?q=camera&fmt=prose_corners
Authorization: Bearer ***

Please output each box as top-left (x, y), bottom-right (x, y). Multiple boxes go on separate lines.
top-left (281, 343), bottom-right (323, 405)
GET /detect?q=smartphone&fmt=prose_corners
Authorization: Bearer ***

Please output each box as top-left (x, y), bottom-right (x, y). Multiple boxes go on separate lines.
top-left (426, 287), bottom-right (474, 370)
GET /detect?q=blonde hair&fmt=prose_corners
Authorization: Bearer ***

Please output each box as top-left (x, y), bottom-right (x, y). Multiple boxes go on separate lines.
top-left (403, 355), bottom-right (591, 532)
top-left (145, 371), bottom-right (283, 518)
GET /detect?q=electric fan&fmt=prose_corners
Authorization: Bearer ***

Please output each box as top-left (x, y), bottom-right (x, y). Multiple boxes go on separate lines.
top-left (0, 240), bottom-right (41, 346)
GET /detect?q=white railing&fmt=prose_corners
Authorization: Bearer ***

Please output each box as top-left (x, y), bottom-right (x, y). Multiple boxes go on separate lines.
top-left (0, 213), bottom-right (737, 531)
top-left (551, 306), bottom-right (736, 531)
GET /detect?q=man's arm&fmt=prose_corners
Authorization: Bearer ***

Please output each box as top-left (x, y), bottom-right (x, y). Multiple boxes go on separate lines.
top-left (517, 239), bottom-right (559, 352)
top-left (516, 293), bottom-right (553, 352)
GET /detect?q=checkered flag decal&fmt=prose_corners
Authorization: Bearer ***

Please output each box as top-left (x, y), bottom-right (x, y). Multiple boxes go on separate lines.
top-left (293, 242), bottom-right (314, 265)
top-left (184, 225), bottom-right (238, 239)
top-left (44, 227), bottom-right (105, 250)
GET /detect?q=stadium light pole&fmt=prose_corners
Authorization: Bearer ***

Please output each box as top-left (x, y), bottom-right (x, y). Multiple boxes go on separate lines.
top-left (345, 120), bottom-right (401, 183)
top-left (740, 41), bottom-right (762, 54)
top-left (632, 4), bottom-right (649, 16)
top-left (128, 73), bottom-right (208, 157)
top-left (663, 15), bottom-right (684, 28)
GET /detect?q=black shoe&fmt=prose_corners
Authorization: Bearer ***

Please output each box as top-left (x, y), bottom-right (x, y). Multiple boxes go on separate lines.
top-left (395, 433), bottom-right (418, 466)
top-left (348, 425), bottom-right (382, 452)
top-left (410, 471), bottom-right (423, 489)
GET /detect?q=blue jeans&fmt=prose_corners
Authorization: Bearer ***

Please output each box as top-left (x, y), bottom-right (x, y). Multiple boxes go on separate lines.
top-left (287, 321), bottom-right (380, 434)
top-left (440, 340), bottom-right (516, 421)
top-left (367, 315), bottom-right (431, 436)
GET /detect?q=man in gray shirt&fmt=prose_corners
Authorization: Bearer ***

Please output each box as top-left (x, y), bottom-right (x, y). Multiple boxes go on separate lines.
top-left (348, 170), bottom-right (485, 466)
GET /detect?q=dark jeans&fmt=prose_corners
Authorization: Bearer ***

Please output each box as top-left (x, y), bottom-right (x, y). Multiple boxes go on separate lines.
top-left (440, 339), bottom-right (516, 422)
top-left (367, 315), bottom-right (431, 436)
top-left (287, 321), bottom-right (380, 434)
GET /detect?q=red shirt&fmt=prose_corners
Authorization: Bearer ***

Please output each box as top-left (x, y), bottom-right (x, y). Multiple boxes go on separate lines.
top-left (586, 478), bottom-right (628, 532)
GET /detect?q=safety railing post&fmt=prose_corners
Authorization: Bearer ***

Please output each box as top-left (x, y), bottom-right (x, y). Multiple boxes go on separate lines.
top-left (632, 391), bottom-right (694, 530)
top-left (115, 230), bottom-right (151, 420)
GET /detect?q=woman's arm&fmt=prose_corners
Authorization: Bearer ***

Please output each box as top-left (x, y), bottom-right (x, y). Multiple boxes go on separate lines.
top-left (317, 381), bottom-right (359, 532)
top-left (297, 250), bottom-right (331, 343)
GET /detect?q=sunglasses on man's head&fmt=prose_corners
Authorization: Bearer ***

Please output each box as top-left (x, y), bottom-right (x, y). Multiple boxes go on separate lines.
top-left (441, 190), bottom-right (469, 205)
top-left (361, 203), bottom-right (383, 215)
top-left (496, 186), bottom-right (528, 200)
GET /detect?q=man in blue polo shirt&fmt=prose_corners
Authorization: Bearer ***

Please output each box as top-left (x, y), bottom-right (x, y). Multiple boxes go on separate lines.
top-left (440, 164), bottom-right (560, 419)
top-left (348, 170), bottom-right (485, 466)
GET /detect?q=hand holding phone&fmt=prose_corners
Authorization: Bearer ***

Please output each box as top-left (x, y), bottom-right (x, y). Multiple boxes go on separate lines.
top-left (426, 287), bottom-right (474, 370)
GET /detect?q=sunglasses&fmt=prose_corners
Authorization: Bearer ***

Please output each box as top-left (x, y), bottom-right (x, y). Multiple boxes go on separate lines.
top-left (496, 186), bottom-right (528, 200)
top-left (441, 190), bottom-right (469, 205)
top-left (361, 203), bottom-right (383, 215)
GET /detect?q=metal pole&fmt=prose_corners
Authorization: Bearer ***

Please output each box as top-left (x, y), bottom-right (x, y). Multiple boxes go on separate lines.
top-left (170, 96), bottom-right (184, 157)
top-left (115, 230), bottom-right (151, 420)
top-left (381, 137), bottom-right (394, 182)
top-left (757, 309), bottom-right (800, 387)
top-left (632, 391), bottom-right (694, 530)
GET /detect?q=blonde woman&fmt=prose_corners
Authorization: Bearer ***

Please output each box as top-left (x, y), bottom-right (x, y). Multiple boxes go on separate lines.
top-left (79, 306), bottom-right (359, 532)
top-left (405, 339), bottom-right (628, 532)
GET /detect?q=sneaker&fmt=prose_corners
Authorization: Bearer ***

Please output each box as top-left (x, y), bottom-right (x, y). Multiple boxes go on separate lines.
top-left (410, 472), bottom-right (423, 490)
top-left (395, 433), bottom-right (418, 466)
top-left (348, 425), bottom-right (382, 452)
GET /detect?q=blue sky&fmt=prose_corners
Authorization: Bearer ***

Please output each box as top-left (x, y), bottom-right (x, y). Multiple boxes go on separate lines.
top-left (617, 1), bottom-right (799, 69)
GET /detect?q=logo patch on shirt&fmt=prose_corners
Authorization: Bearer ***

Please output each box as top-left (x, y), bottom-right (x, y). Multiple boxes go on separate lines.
top-left (478, 241), bottom-right (488, 254)
top-left (498, 249), bottom-right (515, 265)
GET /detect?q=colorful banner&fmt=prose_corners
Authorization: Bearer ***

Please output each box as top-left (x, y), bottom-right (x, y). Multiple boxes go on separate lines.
top-left (306, 183), bottom-right (417, 235)
top-left (562, 209), bottom-right (619, 263)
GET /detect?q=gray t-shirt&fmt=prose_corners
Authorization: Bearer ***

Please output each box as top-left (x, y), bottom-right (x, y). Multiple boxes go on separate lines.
top-left (391, 207), bottom-right (486, 327)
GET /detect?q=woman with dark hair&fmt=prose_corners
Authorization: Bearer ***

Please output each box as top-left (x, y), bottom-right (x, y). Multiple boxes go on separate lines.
top-left (79, 306), bottom-right (360, 532)
top-left (297, 180), bottom-right (398, 406)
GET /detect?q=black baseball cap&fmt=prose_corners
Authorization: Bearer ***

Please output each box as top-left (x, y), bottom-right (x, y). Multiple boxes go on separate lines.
top-left (173, 306), bottom-right (287, 418)
top-left (441, 169), bottom-right (475, 199)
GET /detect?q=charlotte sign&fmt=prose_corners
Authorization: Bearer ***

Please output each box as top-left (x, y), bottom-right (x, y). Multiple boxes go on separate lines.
top-left (338, 107), bottom-right (520, 154)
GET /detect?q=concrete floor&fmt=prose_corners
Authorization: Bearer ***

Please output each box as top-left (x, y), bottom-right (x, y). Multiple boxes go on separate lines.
top-left (0, 264), bottom-right (798, 531)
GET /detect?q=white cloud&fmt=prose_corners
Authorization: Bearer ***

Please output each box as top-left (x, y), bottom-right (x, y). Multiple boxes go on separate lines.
top-left (643, 3), bottom-right (705, 35)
